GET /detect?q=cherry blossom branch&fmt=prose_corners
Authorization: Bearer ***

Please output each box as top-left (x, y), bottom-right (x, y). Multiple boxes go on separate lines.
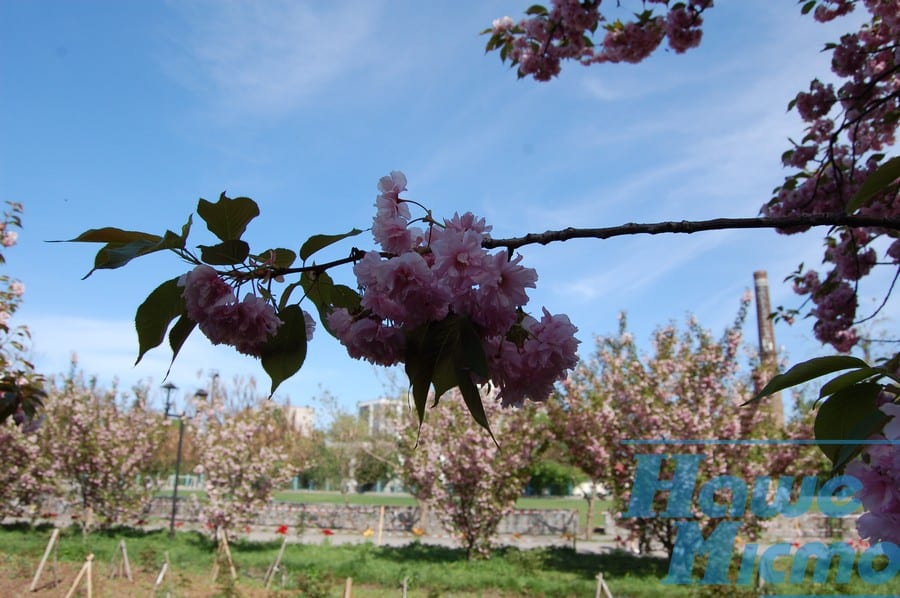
top-left (482, 214), bottom-right (900, 251)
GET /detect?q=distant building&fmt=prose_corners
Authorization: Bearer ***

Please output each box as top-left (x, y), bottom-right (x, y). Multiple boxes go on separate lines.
top-left (358, 398), bottom-right (405, 435)
top-left (284, 405), bottom-right (314, 436)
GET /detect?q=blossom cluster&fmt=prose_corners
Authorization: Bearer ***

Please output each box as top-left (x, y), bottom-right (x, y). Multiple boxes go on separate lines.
top-left (487, 1), bottom-right (711, 81)
top-left (846, 399), bottom-right (900, 544)
top-left (328, 171), bottom-right (579, 406)
top-left (762, 0), bottom-right (900, 351)
top-left (178, 265), bottom-right (314, 357)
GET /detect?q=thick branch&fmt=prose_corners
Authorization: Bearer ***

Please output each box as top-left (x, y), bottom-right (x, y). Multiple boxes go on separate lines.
top-left (482, 214), bottom-right (900, 251)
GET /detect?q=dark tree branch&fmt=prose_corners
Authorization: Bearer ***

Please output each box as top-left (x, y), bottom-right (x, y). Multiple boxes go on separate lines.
top-left (482, 214), bottom-right (900, 251)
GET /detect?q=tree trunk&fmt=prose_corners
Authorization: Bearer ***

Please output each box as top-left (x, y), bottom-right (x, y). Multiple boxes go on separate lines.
top-left (585, 493), bottom-right (595, 541)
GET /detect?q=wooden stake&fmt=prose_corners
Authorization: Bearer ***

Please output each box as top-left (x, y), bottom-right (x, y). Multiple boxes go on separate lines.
top-left (30, 527), bottom-right (60, 592)
top-left (154, 560), bottom-right (169, 589)
top-left (342, 577), bottom-right (353, 598)
top-left (108, 539), bottom-right (133, 581)
top-left (595, 572), bottom-right (613, 598)
top-left (264, 535), bottom-right (288, 589)
top-left (402, 575), bottom-right (409, 598)
top-left (376, 505), bottom-right (385, 546)
top-left (221, 530), bottom-right (237, 581)
top-left (64, 553), bottom-right (93, 598)
top-left (211, 529), bottom-right (238, 582)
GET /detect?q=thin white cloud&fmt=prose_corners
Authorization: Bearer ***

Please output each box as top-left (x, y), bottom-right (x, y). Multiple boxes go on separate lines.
top-left (161, 0), bottom-right (384, 118)
top-left (560, 231), bottom-right (732, 302)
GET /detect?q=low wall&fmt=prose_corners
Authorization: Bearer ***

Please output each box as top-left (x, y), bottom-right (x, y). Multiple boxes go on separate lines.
top-left (146, 497), bottom-right (579, 537)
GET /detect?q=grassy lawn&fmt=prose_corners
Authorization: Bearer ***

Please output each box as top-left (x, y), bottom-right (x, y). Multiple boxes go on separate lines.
top-left (1, 523), bottom-right (896, 597)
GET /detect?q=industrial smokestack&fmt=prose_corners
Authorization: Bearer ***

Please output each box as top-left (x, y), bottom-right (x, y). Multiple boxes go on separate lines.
top-left (752, 270), bottom-right (784, 429)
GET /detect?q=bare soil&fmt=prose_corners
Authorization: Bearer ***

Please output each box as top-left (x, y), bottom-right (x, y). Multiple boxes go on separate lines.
top-left (0, 556), bottom-right (286, 598)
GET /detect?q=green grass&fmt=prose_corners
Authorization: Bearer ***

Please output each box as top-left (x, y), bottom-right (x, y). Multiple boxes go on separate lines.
top-left (2, 523), bottom-right (896, 597)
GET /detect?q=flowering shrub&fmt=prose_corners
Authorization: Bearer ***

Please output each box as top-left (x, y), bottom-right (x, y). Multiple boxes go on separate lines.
top-left (0, 419), bottom-right (56, 520)
top-left (400, 391), bottom-right (549, 559)
top-left (39, 368), bottom-right (167, 529)
top-left (191, 395), bottom-right (294, 538)
top-left (556, 301), bottom-right (796, 555)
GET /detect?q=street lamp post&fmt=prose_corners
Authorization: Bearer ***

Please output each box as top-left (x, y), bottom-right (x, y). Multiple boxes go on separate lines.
top-left (162, 382), bottom-right (184, 539)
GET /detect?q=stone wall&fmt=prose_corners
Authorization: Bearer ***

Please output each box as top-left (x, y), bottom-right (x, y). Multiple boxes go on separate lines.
top-left (146, 497), bottom-right (579, 537)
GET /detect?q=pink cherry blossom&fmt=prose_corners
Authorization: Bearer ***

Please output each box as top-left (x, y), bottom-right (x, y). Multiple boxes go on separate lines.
top-left (178, 265), bottom-right (281, 357)
top-left (178, 265), bottom-right (234, 322)
top-left (333, 172), bottom-right (579, 404)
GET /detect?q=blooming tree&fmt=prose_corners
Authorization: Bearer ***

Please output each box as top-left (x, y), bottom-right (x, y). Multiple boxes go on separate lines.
top-left (190, 395), bottom-right (294, 539)
top-left (400, 391), bottom-right (549, 559)
top-left (556, 301), bottom-right (795, 556)
top-left (39, 367), bottom-right (167, 529)
top-left (0, 202), bottom-right (46, 425)
top-left (0, 419), bottom-right (57, 520)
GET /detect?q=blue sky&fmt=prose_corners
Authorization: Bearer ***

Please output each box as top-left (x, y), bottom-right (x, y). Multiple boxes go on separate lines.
top-left (1, 1), bottom-right (893, 420)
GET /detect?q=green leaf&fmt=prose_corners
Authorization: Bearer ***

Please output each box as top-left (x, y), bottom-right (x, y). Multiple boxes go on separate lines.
top-left (813, 382), bottom-right (883, 466)
top-left (63, 227), bottom-right (162, 244)
top-left (299, 229), bottom-right (363, 262)
top-left (431, 352), bottom-right (459, 401)
top-left (300, 271), bottom-right (334, 326)
top-left (278, 279), bottom-right (305, 313)
top-left (801, 1), bottom-right (816, 15)
top-left (747, 355), bottom-right (869, 404)
top-left (330, 284), bottom-right (362, 312)
top-left (256, 248), bottom-right (296, 269)
top-left (525, 4), bottom-right (549, 16)
top-left (405, 322), bottom-right (438, 426)
top-left (847, 155), bottom-right (900, 213)
top-left (403, 314), bottom-right (491, 432)
top-left (199, 240), bottom-right (251, 265)
top-left (180, 213), bottom-right (193, 242)
top-left (831, 407), bottom-right (891, 472)
top-left (197, 193), bottom-right (260, 241)
top-left (64, 224), bottom-right (190, 278)
top-left (459, 317), bottom-right (489, 379)
top-left (818, 367), bottom-right (883, 402)
top-left (165, 314), bottom-right (196, 380)
top-left (134, 277), bottom-right (186, 365)
top-left (260, 305), bottom-right (308, 397)
top-left (457, 367), bottom-right (496, 442)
